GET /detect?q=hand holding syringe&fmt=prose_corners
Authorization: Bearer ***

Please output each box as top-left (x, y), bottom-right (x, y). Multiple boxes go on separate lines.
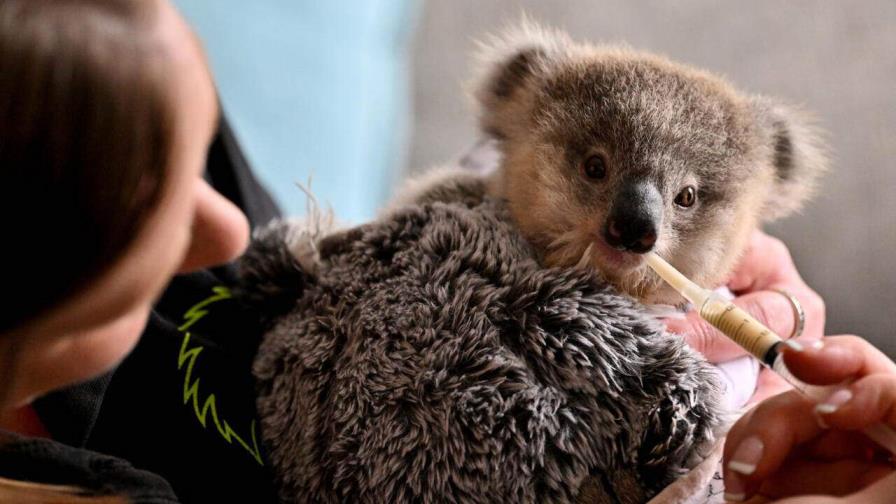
top-left (645, 253), bottom-right (896, 455)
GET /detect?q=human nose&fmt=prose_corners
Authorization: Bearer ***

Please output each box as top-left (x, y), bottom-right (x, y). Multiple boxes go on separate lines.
top-left (177, 179), bottom-right (250, 273)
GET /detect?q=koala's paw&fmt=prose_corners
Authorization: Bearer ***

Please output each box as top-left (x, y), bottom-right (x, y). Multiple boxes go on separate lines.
top-left (637, 363), bottom-right (725, 493)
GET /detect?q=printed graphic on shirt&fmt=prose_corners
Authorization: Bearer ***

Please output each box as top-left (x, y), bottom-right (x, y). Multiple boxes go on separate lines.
top-left (177, 286), bottom-right (264, 466)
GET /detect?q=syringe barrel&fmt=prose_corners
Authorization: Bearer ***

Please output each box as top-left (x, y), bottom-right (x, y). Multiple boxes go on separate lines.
top-left (698, 293), bottom-right (782, 364)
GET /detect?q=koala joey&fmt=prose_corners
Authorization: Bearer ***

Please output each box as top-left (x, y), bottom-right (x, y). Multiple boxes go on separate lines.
top-left (476, 23), bottom-right (827, 305)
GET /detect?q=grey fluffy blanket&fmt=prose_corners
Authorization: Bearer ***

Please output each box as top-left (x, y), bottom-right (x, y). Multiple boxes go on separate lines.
top-left (241, 171), bottom-right (724, 503)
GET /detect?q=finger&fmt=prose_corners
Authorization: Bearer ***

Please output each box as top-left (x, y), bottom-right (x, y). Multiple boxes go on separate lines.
top-left (781, 335), bottom-right (896, 386)
top-left (727, 231), bottom-right (799, 293)
top-left (802, 429), bottom-right (882, 462)
top-left (816, 374), bottom-right (896, 433)
top-left (727, 377), bottom-right (896, 500)
top-left (765, 284), bottom-right (826, 342)
top-left (756, 459), bottom-right (892, 500)
top-left (767, 496), bottom-right (841, 504)
top-left (735, 290), bottom-right (809, 344)
top-left (724, 231), bottom-right (827, 342)
top-left (723, 391), bottom-right (823, 501)
top-left (763, 472), bottom-right (896, 504)
top-left (848, 471), bottom-right (896, 504)
top-left (665, 311), bottom-right (747, 362)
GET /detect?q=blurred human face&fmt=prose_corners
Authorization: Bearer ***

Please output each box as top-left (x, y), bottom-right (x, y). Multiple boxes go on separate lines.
top-left (0, 0), bottom-right (249, 408)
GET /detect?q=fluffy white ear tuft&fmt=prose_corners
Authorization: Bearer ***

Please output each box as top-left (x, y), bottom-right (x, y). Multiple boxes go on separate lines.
top-left (752, 98), bottom-right (829, 221)
top-left (471, 17), bottom-right (570, 140)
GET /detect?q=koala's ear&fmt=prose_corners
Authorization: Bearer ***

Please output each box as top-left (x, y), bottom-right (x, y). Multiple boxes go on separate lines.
top-left (752, 99), bottom-right (829, 221)
top-left (473, 21), bottom-right (567, 140)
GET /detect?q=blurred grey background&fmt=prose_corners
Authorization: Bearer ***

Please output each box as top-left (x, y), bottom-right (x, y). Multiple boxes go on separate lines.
top-left (407, 1), bottom-right (896, 354)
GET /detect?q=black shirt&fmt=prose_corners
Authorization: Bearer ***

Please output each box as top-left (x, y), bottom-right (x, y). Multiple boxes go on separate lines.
top-left (0, 433), bottom-right (177, 503)
top-left (5, 117), bottom-right (283, 503)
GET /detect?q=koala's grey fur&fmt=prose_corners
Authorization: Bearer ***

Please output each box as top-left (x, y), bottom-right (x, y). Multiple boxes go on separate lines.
top-left (246, 174), bottom-right (723, 503)
top-left (244, 21), bottom-right (828, 504)
top-left (476, 22), bottom-right (827, 304)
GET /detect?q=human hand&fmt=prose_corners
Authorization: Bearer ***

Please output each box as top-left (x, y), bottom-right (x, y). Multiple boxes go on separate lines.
top-left (665, 229), bottom-right (826, 364)
top-left (723, 335), bottom-right (896, 503)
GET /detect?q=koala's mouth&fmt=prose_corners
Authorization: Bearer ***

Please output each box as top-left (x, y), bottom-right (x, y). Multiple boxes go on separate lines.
top-left (592, 237), bottom-right (646, 271)
top-left (586, 236), bottom-right (667, 302)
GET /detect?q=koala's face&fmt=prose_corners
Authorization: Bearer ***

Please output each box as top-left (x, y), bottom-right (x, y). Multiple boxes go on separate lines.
top-left (478, 28), bottom-right (825, 304)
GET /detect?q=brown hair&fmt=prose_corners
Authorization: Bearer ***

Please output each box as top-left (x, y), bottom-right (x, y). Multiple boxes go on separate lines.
top-left (0, 0), bottom-right (176, 334)
top-left (0, 0), bottom-right (178, 501)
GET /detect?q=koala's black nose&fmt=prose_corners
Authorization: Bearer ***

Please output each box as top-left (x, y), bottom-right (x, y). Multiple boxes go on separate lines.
top-left (605, 216), bottom-right (657, 253)
top-left (603, 181), bottom-right (663, 254)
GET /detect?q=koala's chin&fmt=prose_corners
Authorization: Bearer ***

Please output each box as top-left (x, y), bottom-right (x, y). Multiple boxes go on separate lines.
top-left (579, 245), bottom-right (694, 306)
top-left (598, 264), bottom-right (672, 305)
top-left (638, 283), bottom-right (688, 307)
top-left (538, 233), bottom-right (678, 305)
top-left (564, 250), bottom-right (659, 305)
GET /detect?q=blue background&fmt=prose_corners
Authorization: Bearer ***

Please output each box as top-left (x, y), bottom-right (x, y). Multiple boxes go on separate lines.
top-left (175, 0), bottom-right (418, 222)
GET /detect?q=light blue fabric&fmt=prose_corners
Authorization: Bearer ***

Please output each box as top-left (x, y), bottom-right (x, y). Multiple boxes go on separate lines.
top-left (175, 0), bottom-right (417, 222)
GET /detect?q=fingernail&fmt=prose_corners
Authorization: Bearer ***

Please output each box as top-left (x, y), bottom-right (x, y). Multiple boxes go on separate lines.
top-left (728, 436), bottom-right (764, 475)
top-left (724, 472), bottom-right (747, 502)
top-left (814, 408), bottom-right (829, 429)
top-left (815, 388), bottom-right (853, 415)
top-left (809, 340), bottom-right (824, 350)
top-left (783, 340), bottom-right (803, 352)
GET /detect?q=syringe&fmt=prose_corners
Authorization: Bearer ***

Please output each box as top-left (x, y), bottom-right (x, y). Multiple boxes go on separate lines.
top-left (645, 252), bottom-right (896, 454)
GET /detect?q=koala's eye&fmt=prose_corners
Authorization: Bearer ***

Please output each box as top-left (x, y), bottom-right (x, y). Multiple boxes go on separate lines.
top-left (581, 154), bottom-right (607, 180)
top-left (674, 186), bottom-right (697, 208)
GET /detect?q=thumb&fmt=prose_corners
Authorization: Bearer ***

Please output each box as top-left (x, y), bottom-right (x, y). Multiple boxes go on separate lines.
top-left (814, 373), bottom-right (896, 433)
top-left (845, 470), bottom-right (896, 504)
top-left (665, 291), bottom-right (796, 363)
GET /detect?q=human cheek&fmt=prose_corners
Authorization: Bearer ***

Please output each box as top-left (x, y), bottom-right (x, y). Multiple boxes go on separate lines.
top-left (14, 306), bottom-right (150, 405)
top-left (177, 179), bottom-right (249, 273)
